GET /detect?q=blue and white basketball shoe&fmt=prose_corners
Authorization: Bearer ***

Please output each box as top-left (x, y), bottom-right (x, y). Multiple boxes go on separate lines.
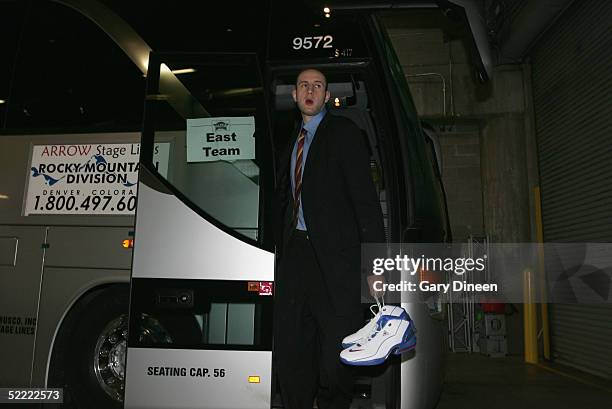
top-left (339, 307), bottom-right (416, 366)
top-left (341, 304), bottom-right (405, 348)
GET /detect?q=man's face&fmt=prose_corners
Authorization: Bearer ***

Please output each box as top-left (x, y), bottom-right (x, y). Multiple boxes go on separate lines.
top-left (292, 69), bottom-right (331, 119)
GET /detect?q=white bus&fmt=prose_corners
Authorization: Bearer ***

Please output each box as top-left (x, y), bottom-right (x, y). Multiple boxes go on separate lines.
top-left (0, 1), bottom-right (491, 408)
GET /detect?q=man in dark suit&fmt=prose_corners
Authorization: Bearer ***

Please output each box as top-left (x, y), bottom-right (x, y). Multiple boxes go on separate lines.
top-left (274, 68), bottom-right (386, 409)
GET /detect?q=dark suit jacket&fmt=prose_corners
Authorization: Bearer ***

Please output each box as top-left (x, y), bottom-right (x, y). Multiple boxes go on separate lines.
top-left (275, 112), bottom-right (385, 315)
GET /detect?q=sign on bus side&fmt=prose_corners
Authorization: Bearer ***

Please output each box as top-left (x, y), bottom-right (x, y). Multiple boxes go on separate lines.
top-left (24, 143), bottom-right (170, 216)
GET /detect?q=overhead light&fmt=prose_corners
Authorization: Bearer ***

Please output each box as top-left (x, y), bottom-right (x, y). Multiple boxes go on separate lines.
top-left (0, 194), bottom-right (9, 200)
top-left (171, 68), bottom-right (196, 75)
top-left (0, 100), bottom-right (5, 104)
top-left (314, 23), bottom-right (320, 28)
top-left (334, 97), bottom-right (340, 107)
top-left (138, 54), bottom-right (150, 76)
top-left (325, 13), bottom-right (331, 18)
top-left (323, 7), bottom-right (331, 13)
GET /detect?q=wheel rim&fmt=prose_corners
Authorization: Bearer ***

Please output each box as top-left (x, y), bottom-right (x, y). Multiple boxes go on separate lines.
top-left (93, 315), bottom-right (128, 402)
top-left (93, 313), bottom-right (173, 402)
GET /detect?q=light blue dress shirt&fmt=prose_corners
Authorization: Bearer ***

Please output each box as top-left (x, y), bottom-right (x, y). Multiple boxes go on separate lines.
top-left (290, 108), bottom-right (327, 231)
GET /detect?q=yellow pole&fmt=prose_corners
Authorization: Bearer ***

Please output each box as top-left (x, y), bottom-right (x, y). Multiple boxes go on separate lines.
top-left (534, 186), bottom-right (551, 360)
top-left (523, 268), bottom-right (538, 364)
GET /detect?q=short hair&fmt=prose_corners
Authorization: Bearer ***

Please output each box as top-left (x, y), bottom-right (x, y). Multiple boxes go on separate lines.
top-left (295, 68), bottom-right (328, 90)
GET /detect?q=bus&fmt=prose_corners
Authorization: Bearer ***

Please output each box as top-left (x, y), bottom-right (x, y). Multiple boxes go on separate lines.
top-left (0, 1), bottom-right (491, 408)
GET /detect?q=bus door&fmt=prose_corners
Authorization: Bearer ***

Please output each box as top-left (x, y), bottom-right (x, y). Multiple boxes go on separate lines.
top-left (124, 52), bottom-right (275, 409)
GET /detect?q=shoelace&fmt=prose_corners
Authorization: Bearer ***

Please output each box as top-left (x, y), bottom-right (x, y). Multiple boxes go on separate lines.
top-left (369, 292), bottom-right (384, 317)
top-left (352, 294), bottom-right (393, 347)
top-left (357, 309), bottom-right (402, 346)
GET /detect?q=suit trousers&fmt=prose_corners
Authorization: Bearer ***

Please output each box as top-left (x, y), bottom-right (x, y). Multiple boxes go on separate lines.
top-left (274, 230), bottom-right (361, 409)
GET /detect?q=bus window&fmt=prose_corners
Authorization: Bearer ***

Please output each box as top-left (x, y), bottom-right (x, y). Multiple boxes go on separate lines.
top-left (3, 1), bottom-right (144, 131)
top-left (374, 14), bottom-right (448, 241)
top-left (0, 1), bottom-right (26, 129)
top-left (141, 56), bottom-right (268, 241)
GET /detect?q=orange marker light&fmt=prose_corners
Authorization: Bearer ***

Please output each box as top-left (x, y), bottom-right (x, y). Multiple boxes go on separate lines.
top-left (419, 267), bottom-right (441, 284)
top-left (248, 376), bottom-right (261, 383)
top-left (122, 239), bottom-right (134, 249)
top-left (248, 282), bottom-right (260, 292)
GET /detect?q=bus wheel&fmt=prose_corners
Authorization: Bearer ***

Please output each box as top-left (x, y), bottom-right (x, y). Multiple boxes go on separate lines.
top-left (49, 285), bottom-right (129, 409)
top-left (50, 285), bottom-right (203, 408)
top-left (93, 314), bottom-right (128, 403)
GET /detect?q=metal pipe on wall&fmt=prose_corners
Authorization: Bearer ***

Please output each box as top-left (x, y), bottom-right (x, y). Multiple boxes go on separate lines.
top-left (523, 268), bottom-right (538, 364)
top-left (534, 186), bottom-right (551, 360)
top-left (406, 73), bottom-right (447, 116)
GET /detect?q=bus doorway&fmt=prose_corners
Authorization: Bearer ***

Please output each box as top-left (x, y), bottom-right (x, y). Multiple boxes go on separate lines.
top-left (269, 63), bottom-right (447, 409)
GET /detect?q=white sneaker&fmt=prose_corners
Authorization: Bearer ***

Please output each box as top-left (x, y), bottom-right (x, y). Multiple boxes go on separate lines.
top-left (341, 305), bottom-right (404, 348)
top-left (339, 307), bottom-right (416, 366)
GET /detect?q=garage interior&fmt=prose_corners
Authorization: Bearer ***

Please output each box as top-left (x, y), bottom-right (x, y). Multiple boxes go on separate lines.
top-left (382, 0), bottom-right (612, 406)
top-left (0, 0), bottom-right (610, 407)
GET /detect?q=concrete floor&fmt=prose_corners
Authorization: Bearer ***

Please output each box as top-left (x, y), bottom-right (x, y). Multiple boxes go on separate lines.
top-left (435, 353), bottom-right (612, 409)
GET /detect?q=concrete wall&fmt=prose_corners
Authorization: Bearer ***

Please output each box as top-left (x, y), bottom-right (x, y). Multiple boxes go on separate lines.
top-left (439, 125), bottom-right (483, 241)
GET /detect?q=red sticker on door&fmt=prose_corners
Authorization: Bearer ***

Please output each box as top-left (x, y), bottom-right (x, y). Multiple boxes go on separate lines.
top-left (259, 281), bottom-right (273, 296)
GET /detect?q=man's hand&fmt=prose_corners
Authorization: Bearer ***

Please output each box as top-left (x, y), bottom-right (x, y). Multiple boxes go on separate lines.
top-left (367, 274), bottom-right (385, 299)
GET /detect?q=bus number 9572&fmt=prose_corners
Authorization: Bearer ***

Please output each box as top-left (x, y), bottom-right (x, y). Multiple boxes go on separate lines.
top-left (292, 35), bottom-right (333, 50)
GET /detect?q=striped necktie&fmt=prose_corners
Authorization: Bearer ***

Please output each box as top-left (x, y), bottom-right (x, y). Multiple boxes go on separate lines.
top-left (292, 128), bottom-right (307, 226)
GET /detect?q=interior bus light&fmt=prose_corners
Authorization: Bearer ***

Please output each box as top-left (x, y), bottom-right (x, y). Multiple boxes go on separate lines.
top-left (334, 97), bottom-right (340, 107)
top-left (0, 194), bottom-right (8, 199)
top-left (325, 13), bottom-right (331, 18)
top-left (248, 376), bottom-right (261, 383)
top-left (171, 68), bottom-right (196, 75)
top-left (122, 239), bottom-right (134, 249)
top-left (323, 7), bottom-right (331, 13)
top-left (0, 99), bottom-right (6, 104)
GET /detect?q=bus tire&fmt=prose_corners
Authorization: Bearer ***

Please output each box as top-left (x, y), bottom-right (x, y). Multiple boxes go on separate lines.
top-left (49, 285), bottom-right (128, 409)
top-left (49, 284), bottom-right (203, 408)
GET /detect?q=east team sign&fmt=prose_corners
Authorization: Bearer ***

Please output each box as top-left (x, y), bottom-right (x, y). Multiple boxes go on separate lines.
top-left (24, 143), bottom-right (169, 215)
top-left (186, 117), bottom-right (255, 162)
